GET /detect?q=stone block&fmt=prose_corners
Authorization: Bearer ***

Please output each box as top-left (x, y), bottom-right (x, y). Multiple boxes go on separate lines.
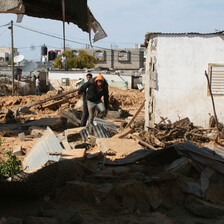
top-left (96, 138), bottom-right (142, 157)
top-left (60, 149), bottom-right (86, 161)
top-left (13, 145), bottom-right (23, 156)
top-left (18, 133), bottom-right (25, 141)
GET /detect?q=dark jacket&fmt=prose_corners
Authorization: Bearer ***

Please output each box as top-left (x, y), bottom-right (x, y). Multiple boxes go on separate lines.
top-left (78, 77), bottom-right (109, 109)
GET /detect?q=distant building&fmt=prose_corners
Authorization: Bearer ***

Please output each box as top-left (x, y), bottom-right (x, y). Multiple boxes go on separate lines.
top-left (66, 47), bottom-right (146, 70)
top-left (0, 47), bottom-right (19, 62)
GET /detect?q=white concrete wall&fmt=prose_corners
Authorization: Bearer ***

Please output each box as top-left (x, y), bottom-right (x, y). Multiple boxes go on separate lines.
top-left (145, 34), bottom-right (224, 127)
top-left (48, 70), bottom-right (132, 90)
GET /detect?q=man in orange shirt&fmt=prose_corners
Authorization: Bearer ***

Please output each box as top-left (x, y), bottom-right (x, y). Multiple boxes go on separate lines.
top-left (78, 74), bottom-right (109, 127)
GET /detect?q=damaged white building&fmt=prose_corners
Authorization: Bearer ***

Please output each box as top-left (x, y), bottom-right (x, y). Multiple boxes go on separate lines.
top-left (144, 32), bottom-right (224, 128)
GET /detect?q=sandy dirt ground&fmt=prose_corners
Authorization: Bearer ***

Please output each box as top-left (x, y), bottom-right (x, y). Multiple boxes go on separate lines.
top-left (1, 87), bottom-right (224, 224)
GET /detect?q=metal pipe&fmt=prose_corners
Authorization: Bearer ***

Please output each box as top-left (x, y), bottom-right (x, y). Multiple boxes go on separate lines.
top-left (204, 70), bottom-right (220, 141)
top-left (62, 0), bottom-right (66, 52)
top-left (10, 20), bottom-right (15, 95)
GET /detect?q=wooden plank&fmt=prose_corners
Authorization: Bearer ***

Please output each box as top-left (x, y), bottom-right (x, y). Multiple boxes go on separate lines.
top-left (112, 127), bottom-right (133, 139)
top-left (13, 88), bottom-right (78, 111)
top-left (125, 99), bottom-right (146, 128)
top-left (130, 134), bottom-right (161, 150)
top-left (42, 94), bottom-right (75, 109)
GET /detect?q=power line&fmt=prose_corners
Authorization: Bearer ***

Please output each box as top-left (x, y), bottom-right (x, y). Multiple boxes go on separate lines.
top-left (0, 27), bottom-right (8, 37)
top-left (17, 45), bottom-right (42, 49)
top-left (13, 23), bottom-right (145, 57)
top-left (14, 24), bottom-right (87, 46)
top-left (0, 22), bottom-right (10, 28)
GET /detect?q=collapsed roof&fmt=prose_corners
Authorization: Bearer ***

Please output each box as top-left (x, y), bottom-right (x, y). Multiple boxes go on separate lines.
top-left (0, 0), bottom-right (107, 42)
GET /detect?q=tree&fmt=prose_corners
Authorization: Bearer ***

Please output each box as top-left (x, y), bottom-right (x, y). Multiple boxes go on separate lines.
top-left (54, 50), bottom-right (96, 70)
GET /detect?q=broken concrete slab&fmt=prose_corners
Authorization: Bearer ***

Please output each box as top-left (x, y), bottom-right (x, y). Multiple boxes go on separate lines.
top-left (13, 145), bottom-right (23, 156)
top-left (64, 127), bottom-right (84, 142)
top-left (61, 139), bottom-right (72, 150)
top-left (96, 138), bottom-right (142, 157)
top-left (165, 157), bottom-right (196, 176)
top-left (174, 141), bottom-right (224, 175)
top-left (30, 129), bottom-right (45, 138)
top-left (185, 195), bottom-right (224, 218)
top-left (60, 109), bottom-right (81, 127)
top-left (105, 149), bottom-right (153, 166)
top-left (23, 118), bottom-right (63, 130)
top-left (60, 149), bottom-right (86, 161)
top-left (200, 167), bottom-right (216, 195)
top-left (183, 182), bottom-right (202, 197)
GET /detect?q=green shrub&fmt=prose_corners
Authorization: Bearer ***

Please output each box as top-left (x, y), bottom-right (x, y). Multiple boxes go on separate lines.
top-left (54, 50), bottom-right (96, 69)
top-left (0, 149), bottom-right (21, 181)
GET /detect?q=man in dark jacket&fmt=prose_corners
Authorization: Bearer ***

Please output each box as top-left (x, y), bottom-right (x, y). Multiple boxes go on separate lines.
top-left (78, 74), bottom-right (109, 127)
top-left (80, 73), bottom-right (92, 127)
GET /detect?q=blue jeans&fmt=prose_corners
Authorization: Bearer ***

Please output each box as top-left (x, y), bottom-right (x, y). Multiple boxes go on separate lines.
top-left (80, 100), bottom-right (89, 127)
top-left (87, 100), bottom-right (105, 126)
top-left (35, 86), bottom-right (41, 96)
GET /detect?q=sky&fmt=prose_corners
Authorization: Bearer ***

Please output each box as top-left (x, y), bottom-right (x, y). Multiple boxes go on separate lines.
top-left (0, 0), bottom-right (224, 60)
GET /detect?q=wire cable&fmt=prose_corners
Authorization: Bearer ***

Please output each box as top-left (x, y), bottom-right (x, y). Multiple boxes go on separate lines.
top-left (14, 24), bottom-right (145, 57)
top-left (0, 22), bottom-right (11, 28)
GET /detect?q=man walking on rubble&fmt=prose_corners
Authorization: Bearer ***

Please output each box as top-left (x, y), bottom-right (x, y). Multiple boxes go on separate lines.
top-left (78, 74), bottom-right (109, 129)
top-left (80, 73), bottom-right (93, 127)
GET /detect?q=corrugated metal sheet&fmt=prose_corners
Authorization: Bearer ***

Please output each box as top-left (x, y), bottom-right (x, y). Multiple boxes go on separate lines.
top-left (23, 127), bottom-right (63, 170)
top-left (80, 124), bottom-right (110, 139)
top-left (79, 118), bottom-right (118, 139)
top-left (211, 65), bottom-right (224, 95)
top-left (94, 118), bottom-right (118, 133)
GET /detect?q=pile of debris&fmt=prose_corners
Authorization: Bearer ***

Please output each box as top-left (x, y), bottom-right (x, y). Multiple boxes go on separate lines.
top-left (1, 87), bottom-right (224, 223)
top-left (1, 116), bottom-right (224, 223)
top-left (140, 117), bottom-right (223, 148)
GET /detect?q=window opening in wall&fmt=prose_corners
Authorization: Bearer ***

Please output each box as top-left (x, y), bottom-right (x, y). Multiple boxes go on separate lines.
top-left (61, 78), bottom-right (70, 86)
top-left (209, 64), bottom-right (224, 95)
top-left (95, 50), bottom-right (105, 61)
top-left (118, 51), bottom-right (130, 62)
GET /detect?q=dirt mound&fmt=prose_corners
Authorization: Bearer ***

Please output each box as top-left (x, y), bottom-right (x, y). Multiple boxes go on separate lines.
top-left (109, 87), bottom-right (144, 108)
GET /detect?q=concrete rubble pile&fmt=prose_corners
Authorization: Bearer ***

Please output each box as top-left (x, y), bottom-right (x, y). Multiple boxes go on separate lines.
top-left (0, 76), bottom-right (32, 96)
top-left (1, 88), bottom-right (224, 223)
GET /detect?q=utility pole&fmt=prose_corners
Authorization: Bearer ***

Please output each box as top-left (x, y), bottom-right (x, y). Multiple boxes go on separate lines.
top-left (62, 0), bottom-right (66, 52)
top-left (9, 20), bottom-right (15, 95)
